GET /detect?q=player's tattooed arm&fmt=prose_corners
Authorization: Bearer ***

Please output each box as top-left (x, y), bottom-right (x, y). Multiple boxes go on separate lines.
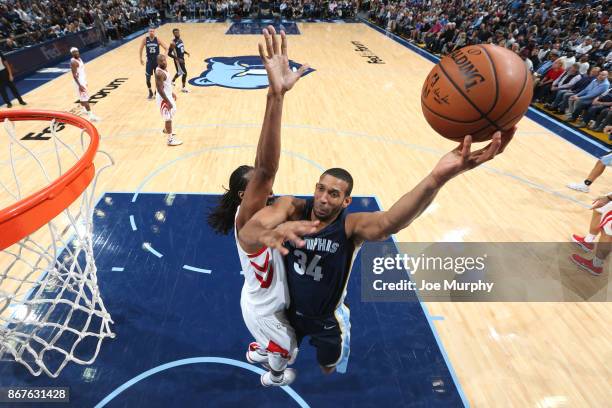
top-left (347, 129), bottom-right (515, 244)
top-left (239, 196), bottom-right (306, 253)
top-left (155, 70), bottom-right (171, 105)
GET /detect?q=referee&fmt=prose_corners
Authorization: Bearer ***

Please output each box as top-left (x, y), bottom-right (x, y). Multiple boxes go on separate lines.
top-left (0, 51), bottom-right (27, 108)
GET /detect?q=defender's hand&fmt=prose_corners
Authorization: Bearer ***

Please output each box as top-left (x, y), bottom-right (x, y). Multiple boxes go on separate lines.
top-left (430, 127), bottom-right (516, 185)
top-left (258, 25), bottom-right (309, 96)
top-left (260, 220), bottom-right (319, 255)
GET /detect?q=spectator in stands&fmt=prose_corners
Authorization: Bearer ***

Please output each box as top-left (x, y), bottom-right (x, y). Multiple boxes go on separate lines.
top-left (538, 63), bottom-right (582, 104)
top-left (566, 71), bottom-right (610, 122)
top-left (575, 89), bottom-right (612, 128)
top-left (589, 109), bottom-right (612, 133)
top-left (533, 59), bottom-right (565, 101)
top-left (545, 67), bottom-right (600, 113)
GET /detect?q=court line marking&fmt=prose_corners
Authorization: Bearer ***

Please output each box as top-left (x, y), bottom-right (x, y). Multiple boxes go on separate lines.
top-left (182, 265), bottom-right (212, 274)
top-left (357, 17), bottom-right (610, 157)
top-left (373, 195), bottom-right (469, 408)
top-left (93, 356), bottom-right (310, 408)
top-left (113, 125), bottom-right (589, 210)
top-left (142, 243), bottom-right (163, 258)
top-left (111, 267), bottom-right (124, 272)
top-left (129, 215), bottom-right (137, 231)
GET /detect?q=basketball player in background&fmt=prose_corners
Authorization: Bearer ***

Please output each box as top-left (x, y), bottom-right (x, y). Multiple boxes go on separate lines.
top-left (139, 28), bottom-right (168, 100)
top-left (168, 28), bottom-right (190, 93)
top-left (155, 54), bottom-right (182, 146)
top-left (239, 128), bottom-right (515, 375)
top-left (570, 192), bottom-right (612, 275)
top-left (208, 26), bottom-right (309, 386)
top-left (70, 47), bottom-right (99, 122)
top-left (567, 152), bottom-right (611, 193)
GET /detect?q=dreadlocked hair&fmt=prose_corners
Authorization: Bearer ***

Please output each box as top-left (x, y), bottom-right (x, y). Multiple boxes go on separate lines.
top-left (208, 165), bottom-right (253, 235)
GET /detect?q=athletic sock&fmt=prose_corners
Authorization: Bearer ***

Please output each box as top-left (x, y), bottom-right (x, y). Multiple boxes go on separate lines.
top-left (592, 256), bottom-right (604, 267)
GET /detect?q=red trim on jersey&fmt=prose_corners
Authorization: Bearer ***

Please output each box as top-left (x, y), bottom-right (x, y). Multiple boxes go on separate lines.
top-left (266, 340), bottom-right (289, 358)
top-left (254, 263), bottom-right (274, 288)
top-left (250, 252), bottom-right (269, 272)
top-left (247, 246), bottom-right (267, 258)
top-left (599, 210), bottom-right (612, 230)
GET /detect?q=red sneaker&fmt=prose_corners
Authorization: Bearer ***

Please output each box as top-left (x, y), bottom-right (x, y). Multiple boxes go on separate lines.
top-left (571, 234), bottom-right (594, 252)
top-left (569, 254), bottom-right (603, 276)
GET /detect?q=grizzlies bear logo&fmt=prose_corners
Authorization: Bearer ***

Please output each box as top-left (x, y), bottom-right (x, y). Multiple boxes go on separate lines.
top-left (189, 55), bottom-right (314, 90)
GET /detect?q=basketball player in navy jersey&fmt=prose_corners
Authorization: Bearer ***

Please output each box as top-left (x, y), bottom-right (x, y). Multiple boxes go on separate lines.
top-left (168, 28), bottom-right (190, 93)
top-left (139, 28), bottom-right (168, 99)
top-left (239, 128), bottom-right (516, 374)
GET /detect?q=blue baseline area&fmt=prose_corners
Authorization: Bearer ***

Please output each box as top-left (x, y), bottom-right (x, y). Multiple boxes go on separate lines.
top-left (0, 193), bottom-right (463, 408)
top-left (227, 21), bottom-right (301, 35)
top-left (358, 18), bottom-right (611, 158)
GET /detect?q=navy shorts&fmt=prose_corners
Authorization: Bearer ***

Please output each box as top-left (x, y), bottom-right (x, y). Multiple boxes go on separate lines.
top-left (145, 59), bottom-right (157, 76)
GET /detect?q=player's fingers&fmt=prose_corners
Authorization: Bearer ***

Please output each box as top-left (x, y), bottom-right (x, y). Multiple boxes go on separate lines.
top-left (475, 132), bottom-right (501, 163)
top-left (296, 64), bottom-right (309, 76)
top-left (258, 43), bottom-right (266, 61)
top-left (271, 26), bottom-right (280, 55)
top-left (263, 28), bottom-right (273, 58)
top-left (498, 126), bottom-right (516, 154)
top-left (281, 30), bottom-right (287, 56)
top-left (461, 135), bottom-right (472, 160)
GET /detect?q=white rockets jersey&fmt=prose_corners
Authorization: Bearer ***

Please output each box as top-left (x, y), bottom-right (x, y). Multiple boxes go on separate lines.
top-left (235, 207), bottom-right (290, 317)
top-left (155, 67), bottom-right (174, 104)
top-left (71, 57), bottom-right (87, 85)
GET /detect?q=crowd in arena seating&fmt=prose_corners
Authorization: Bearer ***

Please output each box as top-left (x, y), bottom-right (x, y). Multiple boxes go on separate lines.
top-left (367, 0), bottom-right (612, 137)
top-left (0, 1), bottom-right (163, 51)
top-left (0, 0), bottom-right (357, 53)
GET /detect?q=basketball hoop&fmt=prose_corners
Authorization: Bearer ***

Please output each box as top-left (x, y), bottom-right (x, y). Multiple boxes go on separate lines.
top-left (0, 110), bottom-right (115, 377)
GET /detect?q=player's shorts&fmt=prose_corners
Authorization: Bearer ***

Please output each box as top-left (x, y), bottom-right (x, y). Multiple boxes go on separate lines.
top-left (145, 59), bottom-right (157, 76)
top-left (74, 83), bottom-right (89, 102)
top-left (241, 300), bottom-right (297, 358)
top-left (173, 59), bottom-right (187, 76)
top-left (600, 152), bottom-right (612, 166)
top-left (288, 303), bottom-right (351, 373)
top-left (157, 98), bottom-right (176, 121)
top-left (599, 210), bottom-right (612, 236)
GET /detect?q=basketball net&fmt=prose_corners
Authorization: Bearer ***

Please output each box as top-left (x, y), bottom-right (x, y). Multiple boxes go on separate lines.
top-left (0, 115), bottom-right (115, 377)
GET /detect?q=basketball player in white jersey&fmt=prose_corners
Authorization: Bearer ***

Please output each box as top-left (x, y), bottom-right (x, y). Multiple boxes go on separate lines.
top-left (207, 26), bottom-right (310, 386)
top-left (70, 47), bottom-right (100, 122)
top-left (154, 54), bottom-right (182, 146)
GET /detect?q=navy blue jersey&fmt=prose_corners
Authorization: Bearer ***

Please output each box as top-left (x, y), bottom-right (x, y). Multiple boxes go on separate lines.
top-left (146, 37), bottom-right (159, 61)
top-left (173, 38), bottom-right (185, 59)
top-left (284, 198), bottom-right (356, 318)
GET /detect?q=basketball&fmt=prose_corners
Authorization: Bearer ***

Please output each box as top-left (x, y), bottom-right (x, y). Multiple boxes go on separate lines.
top-left (421, 44), bottom-right (533, 142)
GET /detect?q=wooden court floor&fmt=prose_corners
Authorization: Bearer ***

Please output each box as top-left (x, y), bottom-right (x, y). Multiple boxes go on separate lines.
top-left (2, 23), bottom-right (611, 406)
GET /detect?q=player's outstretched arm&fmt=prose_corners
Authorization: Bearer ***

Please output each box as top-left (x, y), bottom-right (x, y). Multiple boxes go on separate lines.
top-left (236, 26), bottom-right (307, 232)
top-left (239, 196), bottom-right (305, 253)
top-left (346, 128), bottom-right (516, 243)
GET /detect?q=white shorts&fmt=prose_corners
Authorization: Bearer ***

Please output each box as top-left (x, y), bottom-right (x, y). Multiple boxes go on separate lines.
top-left (74, 83), bottom-right (89, 102)
top-left (241, 300), bottom-right (297, 358)
top-left (600, 152), bottom-right (612, 166)
top-left (157, 99), bottom-right (176, 121)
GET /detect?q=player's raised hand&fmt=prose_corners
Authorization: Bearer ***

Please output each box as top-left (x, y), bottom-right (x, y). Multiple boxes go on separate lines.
top-left (258, 25), bottom-right (309, 96)
top-left (260, 220), bottom-right (319, 255)
top-left (430, 127), bottom-right (516, 185)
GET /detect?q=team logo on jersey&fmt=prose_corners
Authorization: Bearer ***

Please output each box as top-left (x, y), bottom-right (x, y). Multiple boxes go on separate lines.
top-left (189, 55), bottom-right (314, 89)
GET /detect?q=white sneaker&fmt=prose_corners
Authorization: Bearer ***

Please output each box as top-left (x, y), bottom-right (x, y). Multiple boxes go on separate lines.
top-left (566, 182), bottom-right (589, 193)
top-left (88, 114), bottom-right (101, 122)
top-left (246, 342), bottom-right (268, 365)
top-left (181, 88), bottom-right (190, 93)
top-left (167, 134), bottom-right (183, 146)
top-left (261, 368), bottom-right (296, 387)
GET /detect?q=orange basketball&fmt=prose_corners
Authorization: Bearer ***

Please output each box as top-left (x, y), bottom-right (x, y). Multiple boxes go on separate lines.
top-left (421, 44), bottom-right (533, 142)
